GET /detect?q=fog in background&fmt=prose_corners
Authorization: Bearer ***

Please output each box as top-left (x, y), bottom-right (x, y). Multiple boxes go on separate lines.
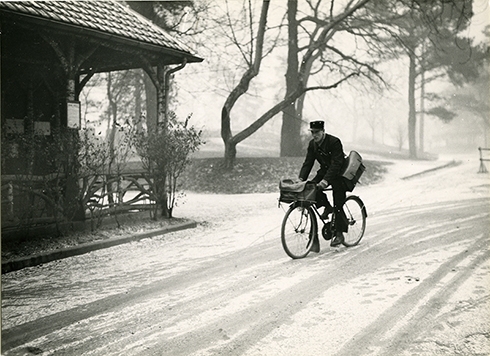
top-left (83, 0), bottom-right (490, 159)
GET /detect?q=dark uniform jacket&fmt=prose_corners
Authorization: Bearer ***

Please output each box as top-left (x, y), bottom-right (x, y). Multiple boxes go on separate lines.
top-left (299, 133), bottom-right (346, 183)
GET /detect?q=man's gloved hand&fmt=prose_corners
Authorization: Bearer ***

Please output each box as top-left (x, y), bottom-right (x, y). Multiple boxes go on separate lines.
top-left (317, 179), bottom-right (329, 190)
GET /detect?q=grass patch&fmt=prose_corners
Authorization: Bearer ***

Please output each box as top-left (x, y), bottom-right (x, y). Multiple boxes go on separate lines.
top-left (180, 157), bottom-right (389, 194)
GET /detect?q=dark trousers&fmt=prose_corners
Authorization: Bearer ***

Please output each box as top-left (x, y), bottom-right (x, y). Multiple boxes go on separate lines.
top-left (315, 177), bottom-right (348, 233)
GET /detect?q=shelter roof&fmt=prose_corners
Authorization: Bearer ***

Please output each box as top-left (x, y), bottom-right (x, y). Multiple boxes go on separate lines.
top-left (0, 0), bottom-right (202, 65)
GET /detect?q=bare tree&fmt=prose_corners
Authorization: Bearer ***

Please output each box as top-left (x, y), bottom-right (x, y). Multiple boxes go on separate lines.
top-left (219, 0), bottom-right (386, 167)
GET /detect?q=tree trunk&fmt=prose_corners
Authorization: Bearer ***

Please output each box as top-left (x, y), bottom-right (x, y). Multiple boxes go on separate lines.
top-left (408, 53), bottom-right (417, 159)
top-left (419, 69), bottom-right (425, 154)
top-left (224, 140), bottom-right (237, 170)
top-left (484, 120), bottom-right (489, 147)
top-left (281, 105), bottom-right (302, 156)
top-left (221, 103), bottom-right (236, 169)
top-left (220, 0), bottom-right (270, 169)
top-left (280, 0), bottom-right (302, 157)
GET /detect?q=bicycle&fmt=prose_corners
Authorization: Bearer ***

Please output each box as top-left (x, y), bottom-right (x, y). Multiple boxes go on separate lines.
top-left (280, 186), bottom-right (367, 259)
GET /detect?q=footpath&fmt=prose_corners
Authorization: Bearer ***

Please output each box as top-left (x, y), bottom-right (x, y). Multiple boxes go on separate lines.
top-left (1, 220), bottom-right (196, 274)
top-left (1, 157), bottom-right (463, 274)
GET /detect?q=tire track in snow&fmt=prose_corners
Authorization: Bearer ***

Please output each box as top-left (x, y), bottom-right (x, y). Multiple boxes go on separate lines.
top-left (2, 198), bottom-right (488, 355)
top-left (139, 201), bottom-right (487, 356)
top-left (333, 233), bottom-right (489, 356)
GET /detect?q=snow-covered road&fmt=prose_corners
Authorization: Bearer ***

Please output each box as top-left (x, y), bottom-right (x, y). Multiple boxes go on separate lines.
top-left (2, 153), bottom-right (489, 355)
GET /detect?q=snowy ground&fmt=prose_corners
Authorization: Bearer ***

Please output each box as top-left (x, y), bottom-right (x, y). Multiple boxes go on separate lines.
top-left (2, 152), bottom-right (489, 355)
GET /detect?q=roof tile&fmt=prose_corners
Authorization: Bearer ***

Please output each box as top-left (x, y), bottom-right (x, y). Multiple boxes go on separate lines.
top-left (0, 0), bottom-right (198, 57)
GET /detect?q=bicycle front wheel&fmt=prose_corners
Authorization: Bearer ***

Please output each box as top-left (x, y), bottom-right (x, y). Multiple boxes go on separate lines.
top-left (281, 204), bottom-right (317, 259)
top-left (342, 196), bottom-right (367, 247)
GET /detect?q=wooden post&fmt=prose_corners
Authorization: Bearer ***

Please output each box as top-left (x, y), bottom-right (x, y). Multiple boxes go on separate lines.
top-left (156, 64), bottom-right (167, 129)
top-left (478, 147), bottom-right (488, 173)
top-left (7, 181), bottom-right (14, 218)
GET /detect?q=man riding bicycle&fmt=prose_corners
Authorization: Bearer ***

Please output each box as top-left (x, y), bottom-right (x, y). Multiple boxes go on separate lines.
top-left (299, 120), bottom-right (348, 249)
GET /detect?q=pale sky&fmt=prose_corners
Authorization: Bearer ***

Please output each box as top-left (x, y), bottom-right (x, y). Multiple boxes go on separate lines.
top-left (468, 0), bottom-right (490, 43)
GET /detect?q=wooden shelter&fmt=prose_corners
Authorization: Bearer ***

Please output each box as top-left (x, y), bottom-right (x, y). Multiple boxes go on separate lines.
top-left (0, 1), bottom-right (202, 226)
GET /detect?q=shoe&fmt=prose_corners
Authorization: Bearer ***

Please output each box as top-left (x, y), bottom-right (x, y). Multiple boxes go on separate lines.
top-left (330, 232), bottom-right (344, 247)
top-left (310, 237), bottom-right (320, 253)
top-left (320, 204), bottom-right (333, 220)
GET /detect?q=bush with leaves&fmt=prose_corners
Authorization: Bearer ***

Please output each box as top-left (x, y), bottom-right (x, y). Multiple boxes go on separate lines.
top-left (134, 113), bottom-right (203, 218)
top-left (77, 126), bottom-right (111, 229)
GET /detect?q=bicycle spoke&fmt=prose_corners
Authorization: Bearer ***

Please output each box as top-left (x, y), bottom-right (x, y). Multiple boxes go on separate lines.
top-left (281, 205), bottom-right (317, 259)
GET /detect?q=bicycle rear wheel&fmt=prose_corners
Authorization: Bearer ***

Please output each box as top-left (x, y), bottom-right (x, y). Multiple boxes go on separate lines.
top-left (281, 204), bottom-right (317, 259)
top-left (342, 196), bottom-right (367, 247)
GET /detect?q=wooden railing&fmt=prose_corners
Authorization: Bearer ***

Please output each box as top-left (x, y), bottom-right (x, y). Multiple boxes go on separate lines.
top-left (1, 171), bottom-right (156, 230)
